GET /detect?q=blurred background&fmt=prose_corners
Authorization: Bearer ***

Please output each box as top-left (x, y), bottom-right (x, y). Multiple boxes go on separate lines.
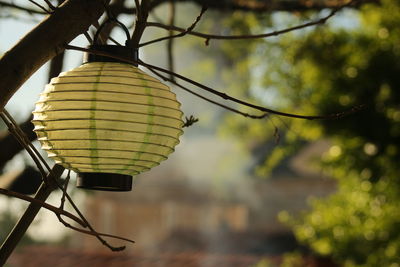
top-left (1, 0), bottom-right (400, 266)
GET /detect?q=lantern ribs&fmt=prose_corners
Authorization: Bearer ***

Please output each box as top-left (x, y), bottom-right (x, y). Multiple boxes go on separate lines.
top-left (0, 0), bottom-right (367, 263)
top-left (0, 109), bottom-right (134, 265)
top-left (65, 44), bottom-right (364, 121)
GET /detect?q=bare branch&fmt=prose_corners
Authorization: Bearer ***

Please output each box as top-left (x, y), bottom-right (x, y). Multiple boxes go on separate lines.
top-left (138, 59), bottom-right (365, 120)
top-left (65, 44), bottom-right (364, 120)
top-left (140, 5), bottom-right (207, 47)
top-left (135, 0), bottom-right (141, 15)
top-left (0, 112), bottom-right (48, 178)
top-left (131, 0), bottom-right (150, 47)
top-left (149, 0), bottom-right (377, 13)
top-left (28, 0), bottom-right (51, 13)
top-left (1, 111), bottom-right (51, 173)
top-left (59, 170), bottom-right (70, 211)
top-left (109, 3), bottom-right (136, 15)
top-left (2, 110), bottom-right (128, 252)
top-left (0, 187), bottom-right (85, 227)
top-left (0, 165), bottom-right (64, 265)
top-left (0, 0), bottom-right (109, 110)
top-left (53, 170), bottom-right (134, 251)
top-left (48, 50), bottom-right (65, 81)
top-left (0, 116), bottom-right (36, 169)
top-left (144, 1), bottom-right (350, 45)
top-left (146, 65), bottom-right (267, 119)
top-left (0, 1), bottom-right (47, 15)
top-left (58, 222), bottom-right (135, 247)
top-left (43, 0), bottom-right (56, 10)
top-left (167, 0), bottom-right (176, 81)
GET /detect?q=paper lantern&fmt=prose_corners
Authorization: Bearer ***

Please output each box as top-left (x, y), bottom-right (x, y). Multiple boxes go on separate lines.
top-left (32, 45), bottom-right (184, 191)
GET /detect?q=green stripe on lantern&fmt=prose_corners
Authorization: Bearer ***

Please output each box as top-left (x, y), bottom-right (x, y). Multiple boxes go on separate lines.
top-left (121, 70), bottom-right (155, 173)
top-left (33, 61), bottom-right (183, 191)
top-left (89, 62), bottom-right (105, 172)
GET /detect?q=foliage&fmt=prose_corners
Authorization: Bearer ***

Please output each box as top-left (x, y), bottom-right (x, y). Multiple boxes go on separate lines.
top-left (272, 0), bottom-right (400, 266)
top-left (279, 252), bottom-right (308, 267)
top-left (210, 0), bottom-right (400, 266)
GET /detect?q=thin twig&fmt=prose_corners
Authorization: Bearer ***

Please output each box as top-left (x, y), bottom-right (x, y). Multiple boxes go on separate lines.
top-left (58, 223), bottom-right (135, 246)
top-left (101, 0), bottom-right (125, 46)
top-left (2, 110), bottom-right (51, 171)
top-left (135, 0), bottom-right (141, 17)
top-left (167, 0), bottom-right (176, 81)
top-left (59, 170), bottom-right (71, 211)
top-left (144, 0), bottom-right (354, 45)
top-left (0, 112), bottom-right (48, 179)
top-left (90, 17), bottom-right (123, 46)
top-left (0, 187), bottom-right (85, 227)
top-left (0, 186), bottom-right (134, 248)
top-left (138, 59), bottom-right (365, 120)
top-left (84, 32), bottom-right (93, 44)
top-left (43, 0), bottom-right (56, 10)
top-left (0, 1), bottom-right (46, 14)
top-left (2, 110), bottom-right (129, 251)
top-left (140, 5), bottom-right (207, 47)
top-left (131, 0), bottom-right (149, 47)
top-left (28, 0), bottom-right (51, 14)
top-left (265, 116), bottom-right (281, 144)
top-left (65, 44), bottom-right (365, 121)
top-left (182, 115), bottom-right (199, 127)
top-left (146, 66), bottom-right (267, 119)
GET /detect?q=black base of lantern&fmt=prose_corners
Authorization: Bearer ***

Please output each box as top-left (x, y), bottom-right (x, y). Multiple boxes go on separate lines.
top-left (76, 173), bottom-right (132, 191)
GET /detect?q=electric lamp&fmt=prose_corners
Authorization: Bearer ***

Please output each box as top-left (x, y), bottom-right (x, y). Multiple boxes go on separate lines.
top-left (32, 41), bottom-right (183, 191)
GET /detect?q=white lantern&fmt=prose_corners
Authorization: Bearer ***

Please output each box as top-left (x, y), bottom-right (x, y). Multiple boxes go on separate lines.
top-left (32, 45), bottom-right (184, 191)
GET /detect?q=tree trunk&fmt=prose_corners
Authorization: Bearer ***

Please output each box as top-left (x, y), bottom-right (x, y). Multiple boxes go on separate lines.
top-left (0, 0), bottom-right (108, 109)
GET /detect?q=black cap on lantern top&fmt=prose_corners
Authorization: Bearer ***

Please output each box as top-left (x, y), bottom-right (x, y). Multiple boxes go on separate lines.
top-left (83, 44), bottom-right (139, 66)
top-left (83, 17), bottom-right (138, 66)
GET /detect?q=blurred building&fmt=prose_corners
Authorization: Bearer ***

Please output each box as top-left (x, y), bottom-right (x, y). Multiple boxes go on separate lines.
top-left (69, 140), bottom-right (335, 255)
top-left (8, 140), bottom-right (337, 266)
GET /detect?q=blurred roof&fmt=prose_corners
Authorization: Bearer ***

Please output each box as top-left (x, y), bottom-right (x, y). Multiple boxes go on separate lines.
top-left (9, 246), bottom-right (273, 267)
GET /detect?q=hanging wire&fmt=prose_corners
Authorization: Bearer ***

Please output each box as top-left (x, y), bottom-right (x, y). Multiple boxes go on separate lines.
top-left (93, 18), bottom-right (131, 46)
top-left (93, 1), bottom-right (132, 47)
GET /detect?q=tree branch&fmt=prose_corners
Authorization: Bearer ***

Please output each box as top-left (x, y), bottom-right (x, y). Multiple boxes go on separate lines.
top-left (28, 0), bottom-right (51, 14)
top-left (43, 0), bottom-right (56, 10)
top-left (48, 51), bottom-right (65, 81)
top-left (137, 59), bottom-right (365, 120)
top-left (0, 187), bottom-right (85, 227)
top-left (144, 1), bottom-right (350, 45)
top-left (96, 0), bottom-right (128, 46)
top-left (0, 116), bottom-right (36, 169)
top-left (1, 109), bottom-right (131, 252)
top-left (0, 1), bottom-right (47, 15)
top-left (167, 0), bottom-right (176, 81)
top-left (140, 5), bottom-right (207, 47)
top-left (131, 0), bottom-right (150, 47)
top-left (53, 170), bottom-right (135, 250)
top-left (0, 0), bottom-right (109, 110)
top-left (109, 3), bottom-right (136, 15)
top-left (149, 0), bottom-right (378, 13)
top-left (0, 112), bottom-right (48, 177)
top-left (146, 65), bottom-right (267, 119)
top-left (65, 44), bottom-right (364, 120)
top-left (0, 165), bottom-right (65, 265)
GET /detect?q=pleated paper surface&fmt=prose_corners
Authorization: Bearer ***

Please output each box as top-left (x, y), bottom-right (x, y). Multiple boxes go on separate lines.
top-left (33, 62), bottom-right (183, 175)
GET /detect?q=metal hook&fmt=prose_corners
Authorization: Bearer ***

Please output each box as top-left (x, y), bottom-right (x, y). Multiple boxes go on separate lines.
top-left (93, 18), bottom-right (131, 47)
